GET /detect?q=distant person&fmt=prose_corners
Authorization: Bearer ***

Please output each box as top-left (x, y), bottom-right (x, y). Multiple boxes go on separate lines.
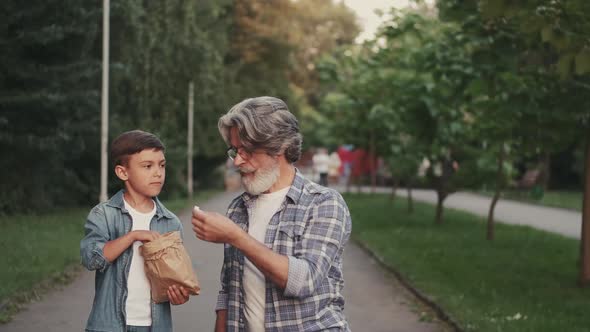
top-left (328, 150), bottom-right (342, 185)
top-left (337, 145), bottom-right (354, 187)
top-left (312, 147), bottom-right (330, 186)
top-left (191, 96), bottom-right (352, 331)
top-left (80, 130), bottom-right (190, 332)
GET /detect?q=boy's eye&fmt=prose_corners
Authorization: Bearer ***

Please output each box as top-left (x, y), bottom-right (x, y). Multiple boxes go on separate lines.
top-left (144, 165), bottom-right (151, 169)
top-left (161, 164), bottom-right (166, 168)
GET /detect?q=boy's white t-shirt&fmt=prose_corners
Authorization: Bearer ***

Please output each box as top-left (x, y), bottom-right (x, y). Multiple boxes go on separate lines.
top-left (243, 186), bottom-right (290, 332)
top-left (124, 199), bottom-right (156, 326)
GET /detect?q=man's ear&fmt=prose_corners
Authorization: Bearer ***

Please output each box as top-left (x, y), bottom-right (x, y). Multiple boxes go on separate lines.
top-left (114, 165), bottom-right (128, 181)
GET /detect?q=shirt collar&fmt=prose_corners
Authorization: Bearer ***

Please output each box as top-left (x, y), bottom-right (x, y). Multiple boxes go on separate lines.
top-left (106, 189), bottom-right (175, 219)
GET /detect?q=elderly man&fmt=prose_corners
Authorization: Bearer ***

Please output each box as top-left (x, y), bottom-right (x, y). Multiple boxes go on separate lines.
top-left (192, 96), bottom-right (352, 332)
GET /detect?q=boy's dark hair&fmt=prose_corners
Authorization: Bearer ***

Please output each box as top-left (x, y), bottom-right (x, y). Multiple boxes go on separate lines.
top-left (110, 130), bottom-right (165, 167)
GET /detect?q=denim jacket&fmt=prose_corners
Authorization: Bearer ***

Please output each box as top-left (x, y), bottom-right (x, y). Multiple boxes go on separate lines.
top-left (80, 189), bottom-right (183, 332)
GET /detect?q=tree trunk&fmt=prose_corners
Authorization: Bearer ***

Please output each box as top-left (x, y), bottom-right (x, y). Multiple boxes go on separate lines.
top-left (540, 152), bottom-right (551, 190)
top-left (391, 178), bottom-right (398, 201)
top-left (370, 131), bottom-right (376, 193)
top-left (435, 191), bottom-right (446, 225)
top-left (579, 133), bottom-right (590, 286)
top-left (407, 186), bottom-right (414, 213)
top-left (487, 145), bottom-right (505, 241)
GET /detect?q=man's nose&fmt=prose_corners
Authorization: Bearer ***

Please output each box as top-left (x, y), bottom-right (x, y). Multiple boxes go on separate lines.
top-left (233, 154), bottom-right (246, 167)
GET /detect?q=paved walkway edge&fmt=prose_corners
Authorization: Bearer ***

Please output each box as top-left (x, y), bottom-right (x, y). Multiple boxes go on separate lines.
top-left (353, 238), bottom-right (464, 332)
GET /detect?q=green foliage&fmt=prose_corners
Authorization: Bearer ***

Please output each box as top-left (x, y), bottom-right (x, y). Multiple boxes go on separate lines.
top-left (0, 1), bottom-right (360, 214)
top-left (313, 1), bottom-right (588, 225)
top-left (0, 1), bottom-right (234, 213)
top-left (106, 0), bottom-right (234, 197)
top-left (0, 1), bottom-right (102, 213)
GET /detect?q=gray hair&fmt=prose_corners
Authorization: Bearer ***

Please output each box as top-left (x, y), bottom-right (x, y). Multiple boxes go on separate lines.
top-left (218, 96), bottom-right (302, 163)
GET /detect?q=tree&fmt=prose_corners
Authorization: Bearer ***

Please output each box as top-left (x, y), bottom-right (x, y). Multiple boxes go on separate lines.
top-left (376, 10), bottom-right (473, 224)
top-left (0, 1), bottom-right (101, 213)
top-left (471, 0), bottom-right (590, 284)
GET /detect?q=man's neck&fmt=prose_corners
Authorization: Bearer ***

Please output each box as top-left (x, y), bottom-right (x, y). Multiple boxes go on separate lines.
top-left (265, 163), bottom-right (295, 194)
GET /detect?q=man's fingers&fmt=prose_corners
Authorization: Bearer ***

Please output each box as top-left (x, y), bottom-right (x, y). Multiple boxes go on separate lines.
top-left (192, 226), bottom-right (206, 240)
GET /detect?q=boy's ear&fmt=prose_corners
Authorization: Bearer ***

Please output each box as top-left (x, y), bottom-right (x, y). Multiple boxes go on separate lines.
top-left (114, 165), bottom-right (128, 181)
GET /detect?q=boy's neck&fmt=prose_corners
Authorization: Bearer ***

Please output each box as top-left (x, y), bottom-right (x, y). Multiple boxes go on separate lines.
top-left (123, 190), bottom-right (155, 213)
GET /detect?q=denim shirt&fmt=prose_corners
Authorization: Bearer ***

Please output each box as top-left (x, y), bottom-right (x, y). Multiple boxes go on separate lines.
top-left (80, 189), bottom-right (183, 332)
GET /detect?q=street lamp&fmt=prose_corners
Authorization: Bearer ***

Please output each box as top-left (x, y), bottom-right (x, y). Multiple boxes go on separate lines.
top-left (99, 0), bottom-right (110, 202)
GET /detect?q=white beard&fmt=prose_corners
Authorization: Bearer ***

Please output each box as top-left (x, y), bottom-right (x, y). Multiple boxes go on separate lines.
top-left (240, 160), bottom-right (280, 195)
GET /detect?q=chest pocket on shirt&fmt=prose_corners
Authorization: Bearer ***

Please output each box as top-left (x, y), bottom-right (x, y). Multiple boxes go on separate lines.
top-left (275, 221), bottom-right (305, 255)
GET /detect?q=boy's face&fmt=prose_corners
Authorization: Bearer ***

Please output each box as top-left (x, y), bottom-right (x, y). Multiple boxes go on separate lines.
top-left (115, 148), bottom-right (166, 198)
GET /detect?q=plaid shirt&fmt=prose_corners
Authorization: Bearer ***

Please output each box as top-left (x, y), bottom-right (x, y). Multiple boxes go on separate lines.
top-left (216, 170), bottom-right (352, 331)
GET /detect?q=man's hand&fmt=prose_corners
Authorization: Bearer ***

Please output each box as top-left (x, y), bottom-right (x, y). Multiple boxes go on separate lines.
top-left (167, 285), bottom-right (190, 305)
top-left (130, 230), bottom-right (161, 243)
top-left (192, 208), bottom-right (243, 244)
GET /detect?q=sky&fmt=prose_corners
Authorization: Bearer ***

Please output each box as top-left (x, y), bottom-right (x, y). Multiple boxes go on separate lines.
top-left (342, 0), bottom-right (411, 42)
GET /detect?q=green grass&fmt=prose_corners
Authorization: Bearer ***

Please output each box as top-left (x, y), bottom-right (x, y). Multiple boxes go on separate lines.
top-left (0, 190), bottom-right (219, 323)
top-left (478, 190), bottom-right (583, 212)
top-left (345, 193), bottom-right (590, 332)
top-left (0, 207), bottom-right (88, 322)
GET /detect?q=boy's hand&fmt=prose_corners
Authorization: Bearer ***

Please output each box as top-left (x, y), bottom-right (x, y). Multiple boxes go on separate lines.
top-left (130, 230), bottom-right (161, 243)
top-left (167, 285), bottom-right (190, 305)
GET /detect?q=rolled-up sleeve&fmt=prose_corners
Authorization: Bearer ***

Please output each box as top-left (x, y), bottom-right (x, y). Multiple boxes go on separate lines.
top-left (80, 206), bottom-right (112, 272)
top-left (283, 192), bottom-right (351, 298)
top-left (215, 243), bottom-right (231, 311)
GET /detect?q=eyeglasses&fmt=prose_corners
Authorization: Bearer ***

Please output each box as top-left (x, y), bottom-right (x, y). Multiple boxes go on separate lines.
top-left (226, 146), bottom-right (252, 161)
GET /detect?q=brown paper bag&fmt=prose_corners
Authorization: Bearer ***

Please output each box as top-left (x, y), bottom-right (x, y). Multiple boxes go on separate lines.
top-left (140, 231), bottom-right (200, 303)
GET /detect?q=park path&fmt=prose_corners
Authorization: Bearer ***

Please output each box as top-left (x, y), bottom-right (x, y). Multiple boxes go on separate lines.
top-left (0, 190), bottom-right (448, 332)
top-left (334, 185), bottom-right (581, 239)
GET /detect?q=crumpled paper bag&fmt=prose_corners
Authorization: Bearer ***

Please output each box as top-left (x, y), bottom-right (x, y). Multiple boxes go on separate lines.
top-left (140, 231), bottom-right (200, 303)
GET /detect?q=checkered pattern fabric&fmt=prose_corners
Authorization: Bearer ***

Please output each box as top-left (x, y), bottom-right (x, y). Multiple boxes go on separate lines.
top-left (215, 170), bottom-right (352, 331)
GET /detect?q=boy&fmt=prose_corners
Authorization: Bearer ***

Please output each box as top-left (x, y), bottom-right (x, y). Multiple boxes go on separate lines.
top-left (81, 130), bottom-right (189, 332)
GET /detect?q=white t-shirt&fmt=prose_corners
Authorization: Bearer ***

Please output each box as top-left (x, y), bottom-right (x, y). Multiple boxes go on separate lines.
top-left (243, 187), bottom-right (289, 332)
top-left (124, 199), bottom-right (156, 326)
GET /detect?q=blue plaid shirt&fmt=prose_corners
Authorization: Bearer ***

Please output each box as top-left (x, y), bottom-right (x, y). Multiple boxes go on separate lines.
top-left (215, 170), bottom-right (352, 331)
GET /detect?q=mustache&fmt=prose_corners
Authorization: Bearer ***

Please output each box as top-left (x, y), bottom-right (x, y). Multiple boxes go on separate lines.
top-left (239, 167), bottom-right (256, 174)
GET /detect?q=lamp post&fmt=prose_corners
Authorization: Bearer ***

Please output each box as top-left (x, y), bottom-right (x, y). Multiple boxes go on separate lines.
top-left (187, 82), bottom-right (194, 200)
top-left (99, 0), bottom-right (110, 202)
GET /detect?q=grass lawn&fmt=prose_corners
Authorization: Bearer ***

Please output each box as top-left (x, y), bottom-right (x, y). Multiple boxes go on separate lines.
top-left (345, 193), bottom-right (590, 332)
top-left (478, 190), bottom-right (583, 212)
top-left (0, 191), bottom-right (217, 323)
